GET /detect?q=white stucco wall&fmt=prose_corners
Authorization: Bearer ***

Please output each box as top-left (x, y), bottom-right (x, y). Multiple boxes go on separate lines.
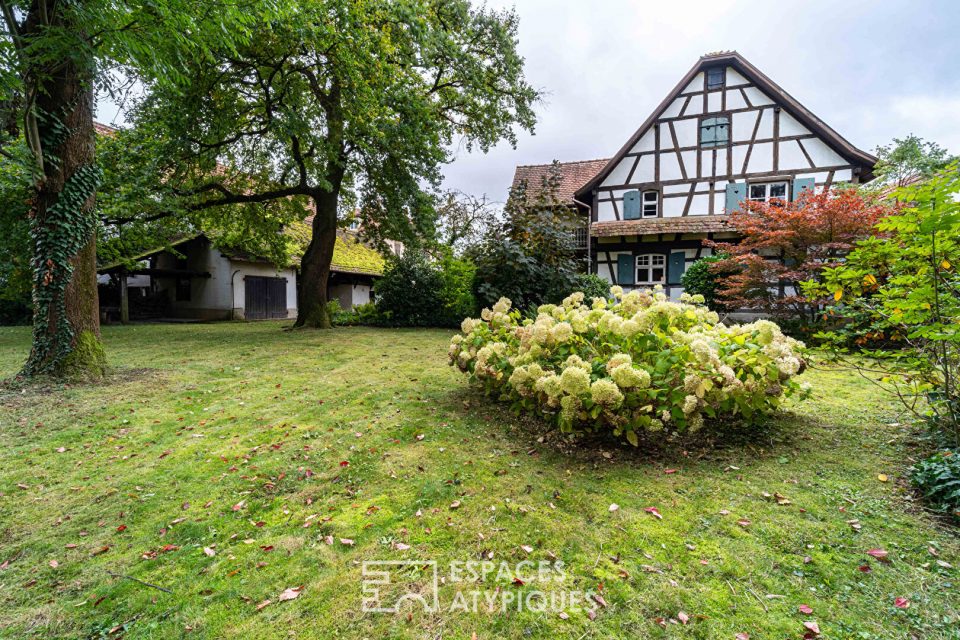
top-left (329, 283), bottom-right (372, 310)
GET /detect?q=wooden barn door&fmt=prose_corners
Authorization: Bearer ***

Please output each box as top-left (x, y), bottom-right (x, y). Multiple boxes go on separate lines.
top-left (245, 276), bottom-right (287, 319)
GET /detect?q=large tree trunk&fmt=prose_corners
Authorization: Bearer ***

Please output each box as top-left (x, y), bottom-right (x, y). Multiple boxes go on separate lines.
top-left (20, 3), bottom-right (105, 378)
top-left (295, 187), bottom-right (341, 329)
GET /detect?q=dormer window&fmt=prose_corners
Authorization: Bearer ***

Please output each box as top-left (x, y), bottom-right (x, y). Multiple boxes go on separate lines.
top-left (700, 116), bottom-right (729, 148)
top-left (642, 190), bottom-right (659, 218)
top-left (706, 67), bottom-right (725, 90)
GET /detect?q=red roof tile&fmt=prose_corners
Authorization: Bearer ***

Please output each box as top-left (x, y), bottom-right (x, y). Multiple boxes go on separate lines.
top-left (592, 216), bottom-right (733, 237)
top-left (511, 159), bottom-right (609, 206)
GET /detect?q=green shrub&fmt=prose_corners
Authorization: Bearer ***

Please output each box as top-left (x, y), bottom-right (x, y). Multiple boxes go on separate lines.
top-left (911, 450), bottom-right (960, 518)
top-left (375, 251), bottom-right (475, 327)
top-left (568, 273), bottom-right (610, 302)
top-left (329, 300), bottom-right (384, 326)
top-left (449, 285), bottom-right (808, 446)
top-left (437, 254), bottom-right (477, 326)
top-left (681, 253), bottom-right (730, 312)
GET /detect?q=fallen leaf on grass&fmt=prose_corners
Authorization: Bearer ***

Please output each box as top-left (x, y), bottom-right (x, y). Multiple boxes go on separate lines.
top-left (203, 547), bottom-right (216, 557)
top-left (894, 597), bottom-right (910, 609)
top-left (592, 593), bottom-right (608, 608)
top-left (450, 500), bottom-right (461, 510)
top-left (644, 507), bottom-right (663, 520)
top-left (339, 538), bottom-right (355, 546)
top-left (256, 599), bottom-right (271, 611)
top-left (803, 620), bottom-right (821, 635)
top-left (877, 474), bottom-right (888, 482)
top-left (608, 503), bottom-right (619, 513)
top-left (91, 546), bottom-right (110, 556)
top-left (866, 548), bottom-right (889, 562)
top-left (677, 611), bottom-right (689, 624)
top-left (737, 519), bottom-right (751, 527)
top-left (278, 586), bottom-right (303, 602)
top-left (520, 545), bottom-right (534, 554)
top-left (798, 604), bottom-right (813, 614)
top-left (735, 634), bottom-right (750, 640)
top-left (49, 560), bottom-right (59, 569)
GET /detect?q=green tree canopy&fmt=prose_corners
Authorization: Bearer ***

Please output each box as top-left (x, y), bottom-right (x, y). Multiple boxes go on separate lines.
top-left (123, 0), bottom-right (539, 328)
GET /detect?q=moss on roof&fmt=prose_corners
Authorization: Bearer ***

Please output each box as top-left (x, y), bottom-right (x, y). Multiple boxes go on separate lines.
top-left (331, 234), bottom-right (385, 276)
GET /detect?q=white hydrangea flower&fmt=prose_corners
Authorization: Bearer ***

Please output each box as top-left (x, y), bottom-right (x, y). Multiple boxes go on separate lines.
top-left (564, 354), bottom-right (592, 372)
top-left (562, 291), bottom-right (585, 308)
top-left (492, 297), bottom-right (512, 315)
top-left (590, 378), bottom-right (624, 408)
top-left (550, 322), bottom-right (574, 344)
top-left (682, 394), bottom-right (699, 415)
top-left (610, 364), bottom-right (650, 389)
top-left (560, 366), bottom-right (591, 396)
top-left (609, 285), bottom-right (624, 299)
top-left (606, 353), bottom-right (632, 372)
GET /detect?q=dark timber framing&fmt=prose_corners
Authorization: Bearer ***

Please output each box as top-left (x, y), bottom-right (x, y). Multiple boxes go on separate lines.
top-left (576, 51), bottom-right (877, 201)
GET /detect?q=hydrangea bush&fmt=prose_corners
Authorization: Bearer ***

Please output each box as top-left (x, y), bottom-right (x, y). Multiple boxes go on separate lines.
top-left (449, 286), bottom-right (808, 445)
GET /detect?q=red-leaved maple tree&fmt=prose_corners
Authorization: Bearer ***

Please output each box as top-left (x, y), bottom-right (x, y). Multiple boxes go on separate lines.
top-left (708, 187), bottom-right (892, 323)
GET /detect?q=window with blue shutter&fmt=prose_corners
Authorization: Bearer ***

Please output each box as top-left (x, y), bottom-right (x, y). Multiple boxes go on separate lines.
top-left (617, 254), bottom-right (635, 285)
top-left (700, 116), bottom-right (729, 148)
top-left (667, 252), bottom-right (686, 285)
top-left (724, 182), bottom-right (746, 214)
top-left (792, 177), bottom-right (815, 200)
top-left (622, 190), bottom-right (641, 220)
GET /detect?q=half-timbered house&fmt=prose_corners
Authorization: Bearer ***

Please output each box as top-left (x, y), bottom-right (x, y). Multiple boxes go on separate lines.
top-left (511, 51), bottom-right (877, 298)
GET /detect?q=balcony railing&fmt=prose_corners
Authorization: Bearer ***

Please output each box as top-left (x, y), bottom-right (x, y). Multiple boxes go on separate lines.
top-left (574, 226), bottom-right (588, 249)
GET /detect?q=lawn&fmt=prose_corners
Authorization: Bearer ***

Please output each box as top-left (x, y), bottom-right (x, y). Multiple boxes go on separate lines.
top-left (0, 322), bottom-right (957, 639)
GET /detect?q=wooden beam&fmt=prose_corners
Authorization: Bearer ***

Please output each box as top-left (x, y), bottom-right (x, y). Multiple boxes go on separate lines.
top-left (772, 107), bottom-right (780, 172)
top-left (669, 122), bottom-right (687, 180)
top-left (740, 108), bottom-right (764, 175)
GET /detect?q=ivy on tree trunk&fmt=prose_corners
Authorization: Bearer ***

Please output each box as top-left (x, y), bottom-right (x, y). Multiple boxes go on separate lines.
top-left (20, 3), bottom-right (105, 378)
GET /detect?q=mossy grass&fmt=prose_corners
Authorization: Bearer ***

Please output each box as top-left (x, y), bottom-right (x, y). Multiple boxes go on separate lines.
top-left (0, 322), bottom-right (956, 638)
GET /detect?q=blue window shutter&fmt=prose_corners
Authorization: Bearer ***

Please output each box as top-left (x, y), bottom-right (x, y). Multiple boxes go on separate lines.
top-left (724, 182), bottom-right (746, 214)
top-left (622, 190), bottom-right (641, 220)
top-left (667, 252), bottom-right (686, 285)
top-left (792, 177), bottom-right (815, 200)
top-left (617, 254), bottom-right (635, 285)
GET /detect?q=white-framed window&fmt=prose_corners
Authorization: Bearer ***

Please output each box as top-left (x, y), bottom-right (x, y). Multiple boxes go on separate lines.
top-left (636, 254), bottom-right (666, 285)
top-left (642, 190), bottom-right (659, 218)
top-left (748, 181), bottom-right (789, 204)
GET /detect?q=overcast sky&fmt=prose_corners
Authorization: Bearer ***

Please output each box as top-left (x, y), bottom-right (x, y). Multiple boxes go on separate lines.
top-left (440, 0), bottom-right (960, 203)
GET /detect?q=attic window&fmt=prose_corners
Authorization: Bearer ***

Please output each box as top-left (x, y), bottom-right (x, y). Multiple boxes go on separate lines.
top-left (706, 67), bottom-right (725, 90)
top-left (700, 116), bottom-right (729, 148)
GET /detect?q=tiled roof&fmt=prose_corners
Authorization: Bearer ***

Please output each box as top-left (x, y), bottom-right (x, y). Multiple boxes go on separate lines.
top-left (94, 122), bottom-right (118, 136)
top-left (511, 159), bottom-right (609, 206)
top-left (592, 216), bottom-right (734, 237)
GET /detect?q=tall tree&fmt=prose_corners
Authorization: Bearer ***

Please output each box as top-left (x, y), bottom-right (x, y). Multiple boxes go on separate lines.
top-left (872, 134), bottom-right (956, 189)
top-left (0, 0), bottom-right (269, 376)
top-left (127, 0), bottom-right (539, 328)
top-left (434, 190), bottom-right (501, 255)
